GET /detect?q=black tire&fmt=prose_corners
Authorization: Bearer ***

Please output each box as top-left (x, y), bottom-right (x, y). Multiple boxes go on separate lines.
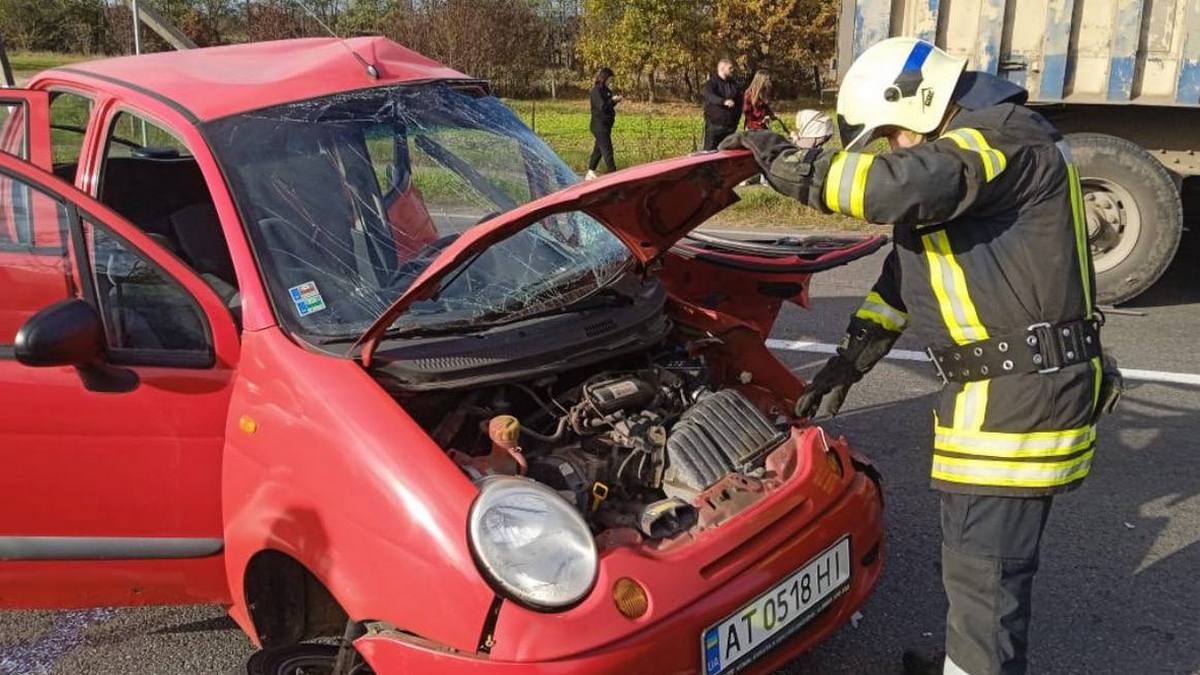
top-left (246, 644), bottom-right (372, 675)
top-left (1066, 133), bottom-right (1183, 305)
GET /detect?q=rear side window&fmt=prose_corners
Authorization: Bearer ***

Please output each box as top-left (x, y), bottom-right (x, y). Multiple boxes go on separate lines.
top-left (0, 102), bottom-right (29, 162)
top-left (48, 91), bottom-right (93, 179)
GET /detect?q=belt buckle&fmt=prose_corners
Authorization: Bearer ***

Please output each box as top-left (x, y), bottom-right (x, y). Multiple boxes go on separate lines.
top-left (926, 347), bottom-right (949, 385)
top-left (1027, 322), bottom-right (1061, 374)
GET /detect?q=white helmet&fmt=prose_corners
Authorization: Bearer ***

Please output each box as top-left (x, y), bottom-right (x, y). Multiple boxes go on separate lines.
top-left (836, 38), bottom-right (967, 151)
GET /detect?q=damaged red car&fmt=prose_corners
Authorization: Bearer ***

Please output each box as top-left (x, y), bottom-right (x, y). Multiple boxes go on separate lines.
top-left (0, 37), bottom-right (885, 674)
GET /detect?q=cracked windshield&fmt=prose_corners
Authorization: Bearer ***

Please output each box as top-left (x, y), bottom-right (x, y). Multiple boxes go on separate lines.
top-left (204, 83), bottom-right (632, 344)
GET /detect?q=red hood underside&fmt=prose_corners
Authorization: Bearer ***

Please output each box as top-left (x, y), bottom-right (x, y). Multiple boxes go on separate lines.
top-left (355, 151), bottom-right (759, 365)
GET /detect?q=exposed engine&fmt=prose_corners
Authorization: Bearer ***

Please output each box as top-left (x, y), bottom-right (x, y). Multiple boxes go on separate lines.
top-left (402, 350), bottom-right (788, 542)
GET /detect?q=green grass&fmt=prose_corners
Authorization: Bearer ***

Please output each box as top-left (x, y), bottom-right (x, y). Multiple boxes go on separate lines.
top-left (506, 98), bottom-right (885, 232)
top-left (8, 51), bottom-right (89, 83)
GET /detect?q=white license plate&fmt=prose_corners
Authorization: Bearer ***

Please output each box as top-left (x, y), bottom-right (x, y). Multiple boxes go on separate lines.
top-left (701, 537), bottom-right (851, 675)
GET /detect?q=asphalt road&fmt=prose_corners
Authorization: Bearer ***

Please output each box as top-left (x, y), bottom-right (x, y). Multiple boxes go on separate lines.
top-left (2, 235), bottom-right (1198, 675)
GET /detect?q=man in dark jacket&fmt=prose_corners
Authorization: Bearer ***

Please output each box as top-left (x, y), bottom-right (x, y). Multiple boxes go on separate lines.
top-left (721, 38), bottom-right (1119, 675)
top-left (702, 58), bottom-right (742, 150)
top-left (587, 66), bottom-right (621, 179)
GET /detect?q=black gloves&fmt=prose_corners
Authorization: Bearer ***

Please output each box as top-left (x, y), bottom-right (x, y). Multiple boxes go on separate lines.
top-left (796, 318), bottom-right (900, 419)
top-left (719, 130), bottom-right (796, 169)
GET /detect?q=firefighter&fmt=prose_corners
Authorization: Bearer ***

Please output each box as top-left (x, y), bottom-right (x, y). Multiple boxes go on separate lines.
top-left (721, 38), bottom-right (1120, 675)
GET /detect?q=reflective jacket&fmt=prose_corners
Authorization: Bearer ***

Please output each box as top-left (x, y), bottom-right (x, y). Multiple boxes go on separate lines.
top-left (793, 104), bottom-right (1101, 496)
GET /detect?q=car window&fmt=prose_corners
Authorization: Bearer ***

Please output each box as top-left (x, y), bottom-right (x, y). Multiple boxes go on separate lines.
top-left (0, 102), bottom-right (28, 162)
top-left (0, 168), bottom-right (73, 346)
top-left (49, 91), bottom-right (92, 179)
top-left (105, 111), bottom-right (191, 159)
top-left (83, 217), bottom-right (212, 365)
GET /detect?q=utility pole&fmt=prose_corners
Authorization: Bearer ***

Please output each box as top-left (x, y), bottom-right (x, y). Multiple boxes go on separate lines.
top-left (124, 0), bottom-right (199, 52)
top-left (132, 0), bottom-right (143, 54)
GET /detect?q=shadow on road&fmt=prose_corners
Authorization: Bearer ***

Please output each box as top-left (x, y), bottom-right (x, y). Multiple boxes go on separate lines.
top-left (770, 295), bottom-right (1200, 674)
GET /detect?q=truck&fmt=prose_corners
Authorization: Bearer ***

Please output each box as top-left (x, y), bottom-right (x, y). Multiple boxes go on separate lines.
top-left (836, 0), bottom-right (1200, 304)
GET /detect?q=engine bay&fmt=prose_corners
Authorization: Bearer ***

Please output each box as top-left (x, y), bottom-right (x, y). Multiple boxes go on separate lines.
top-left (395, 345), bottom-right (796, 544)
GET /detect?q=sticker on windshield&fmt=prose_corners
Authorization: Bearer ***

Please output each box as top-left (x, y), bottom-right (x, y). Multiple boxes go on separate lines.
top-left (289, 281), bottom-right (327, 317)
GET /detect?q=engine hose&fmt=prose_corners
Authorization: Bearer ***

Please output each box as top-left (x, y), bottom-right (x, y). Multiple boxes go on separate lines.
top-left (519, 417), bottom-right (569, 443)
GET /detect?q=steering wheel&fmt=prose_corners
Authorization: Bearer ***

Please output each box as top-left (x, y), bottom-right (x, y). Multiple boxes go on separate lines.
top-left (385, 233), bottom-right (461, 288)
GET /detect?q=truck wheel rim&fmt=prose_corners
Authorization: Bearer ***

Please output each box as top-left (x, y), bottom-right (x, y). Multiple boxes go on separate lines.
top-left (1082, 177), bottom-right (1141, 274)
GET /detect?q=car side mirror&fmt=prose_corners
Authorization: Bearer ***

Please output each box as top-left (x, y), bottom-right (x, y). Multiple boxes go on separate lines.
top-left (14, 299), bottom-right (138, 393)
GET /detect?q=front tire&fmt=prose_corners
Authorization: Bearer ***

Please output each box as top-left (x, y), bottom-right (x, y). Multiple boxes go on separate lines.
top-left (247, 644), bottom-right (372, 675)
top-left (1066, 133), bottom-right (1183, 305)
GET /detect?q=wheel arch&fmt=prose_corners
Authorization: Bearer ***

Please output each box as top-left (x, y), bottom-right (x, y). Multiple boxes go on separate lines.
top-left (242, 549), bottom-right (349, 647)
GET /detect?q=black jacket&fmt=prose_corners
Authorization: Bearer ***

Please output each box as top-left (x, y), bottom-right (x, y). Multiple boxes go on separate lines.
top-left (590, 84), bottom-right (616, 127)
top-left (702, 75), bottom-right (741, 130)
top-left (755, 98), bottom-right (1102, 497)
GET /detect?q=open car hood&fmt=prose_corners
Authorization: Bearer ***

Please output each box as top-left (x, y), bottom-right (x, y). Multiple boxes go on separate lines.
top-left (354, 151), bottom-right (759, 365)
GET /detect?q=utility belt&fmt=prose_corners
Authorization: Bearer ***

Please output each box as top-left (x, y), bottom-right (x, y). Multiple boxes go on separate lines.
top-left (927, 318), bottom-right (1102, 384)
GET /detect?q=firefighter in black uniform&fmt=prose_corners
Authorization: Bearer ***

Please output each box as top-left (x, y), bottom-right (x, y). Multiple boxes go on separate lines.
top-left (721, 38), bottom-right (1120, 675)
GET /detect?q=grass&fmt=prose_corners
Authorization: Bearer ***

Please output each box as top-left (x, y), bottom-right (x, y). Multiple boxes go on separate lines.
top-left (506, 97), bottom-right (883, 232)
top-left (8, 51), bottom-right (89, 83)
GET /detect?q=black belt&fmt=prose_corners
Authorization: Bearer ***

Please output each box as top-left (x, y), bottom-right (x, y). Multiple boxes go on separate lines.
top-left (928, 319), bottom-right (1102, 384)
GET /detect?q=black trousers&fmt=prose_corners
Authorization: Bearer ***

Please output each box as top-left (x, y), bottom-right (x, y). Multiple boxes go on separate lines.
top-left (588, 122), bottom-right (615, 173)
top-left (941, 493), bottom-right (1054, 675)
top-left (703, 122), bottom-right (737, 151)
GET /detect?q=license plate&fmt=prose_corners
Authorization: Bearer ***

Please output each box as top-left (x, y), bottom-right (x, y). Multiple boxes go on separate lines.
top-left (701, 537), bottom-right (851, 675)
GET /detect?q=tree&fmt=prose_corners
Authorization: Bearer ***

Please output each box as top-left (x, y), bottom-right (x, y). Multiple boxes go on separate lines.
top-left (711, 0), bottom-right (837, 96)
top-left (579, 0), bottom-right (707, 101)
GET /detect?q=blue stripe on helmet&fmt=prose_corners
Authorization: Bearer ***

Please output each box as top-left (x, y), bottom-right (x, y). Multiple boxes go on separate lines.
top-left (902, 41), bottom-right (934, 74)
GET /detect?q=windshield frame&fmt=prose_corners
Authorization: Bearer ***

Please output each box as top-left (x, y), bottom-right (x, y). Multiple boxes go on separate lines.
top-left (199, 79), bottom-right (636, 352)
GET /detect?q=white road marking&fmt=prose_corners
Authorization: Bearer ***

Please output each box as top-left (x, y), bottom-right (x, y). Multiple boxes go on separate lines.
top-left (765, 339), bottom-right (1200, 386)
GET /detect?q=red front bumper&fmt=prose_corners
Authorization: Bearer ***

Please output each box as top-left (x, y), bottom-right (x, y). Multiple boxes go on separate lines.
top-left (355, 465), bottom-right (884, 674)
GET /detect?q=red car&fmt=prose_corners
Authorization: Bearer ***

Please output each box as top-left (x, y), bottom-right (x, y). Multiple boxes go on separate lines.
top-left (0, 38), bottom-right (885, 675)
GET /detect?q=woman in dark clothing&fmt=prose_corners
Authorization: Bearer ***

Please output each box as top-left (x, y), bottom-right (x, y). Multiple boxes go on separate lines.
top-left (742, 70), bottom-right (779, 131)
top-left (587, 67), bottom-right (621, 179)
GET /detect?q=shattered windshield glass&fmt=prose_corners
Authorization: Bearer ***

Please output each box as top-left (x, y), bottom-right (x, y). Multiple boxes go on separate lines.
top-left (204, 83), bottom-right (632, 341)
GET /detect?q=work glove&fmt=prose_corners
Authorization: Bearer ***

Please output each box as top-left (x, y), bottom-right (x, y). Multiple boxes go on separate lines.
top-left (796, 318), bottom-right (900, 419)
top-left (720, 130), bottom-right (824, 201)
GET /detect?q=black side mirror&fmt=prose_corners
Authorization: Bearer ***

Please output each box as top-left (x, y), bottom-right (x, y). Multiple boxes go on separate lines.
top-left (14, 299), bottom-right (138, 393)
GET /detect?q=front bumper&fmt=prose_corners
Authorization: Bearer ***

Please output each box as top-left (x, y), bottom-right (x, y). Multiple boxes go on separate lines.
top-left (355, 462), bottom-right (884, 674)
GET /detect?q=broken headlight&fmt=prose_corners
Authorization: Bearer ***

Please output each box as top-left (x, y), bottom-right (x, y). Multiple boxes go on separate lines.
top-left (468, 476), bottom-right (597, 611)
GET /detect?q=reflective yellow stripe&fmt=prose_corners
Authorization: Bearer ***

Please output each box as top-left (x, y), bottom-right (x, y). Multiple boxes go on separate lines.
top-left (1091, 355), bottom-right (1102, 411)
top-left (1067, 164), bottom-right (1093, 319)
top-left (932, 449), bottom-right (1094, 488)
top-left (849, 154), bottom-right (874, 219)
top-left (922, 230), bottom-right (989, 345)
top-left (823, 152), bottom-right (874, 219)
top-left (824, 153), bottom-right (846, 213)
top-left (951, 380), bottom-right (989, 431)
top-left (943, 128), bottom-right (1007, 182)
top-left (854, 291), bottom-right (908, 332)
top-left (933, 424), bottom-right (1096, 458)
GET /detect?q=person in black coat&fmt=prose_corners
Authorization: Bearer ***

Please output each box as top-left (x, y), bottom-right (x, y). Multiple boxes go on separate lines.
top-left (587, 67), bottom-right (621, 179)
top-left (702, 58), bottom-right (742, 150)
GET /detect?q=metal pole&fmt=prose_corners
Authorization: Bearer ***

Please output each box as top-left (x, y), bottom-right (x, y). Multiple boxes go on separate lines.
top-left (132, 0), bottom-right (143, 55)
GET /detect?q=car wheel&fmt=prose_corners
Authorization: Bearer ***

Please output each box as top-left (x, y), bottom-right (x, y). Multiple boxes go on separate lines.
top-left (1066, 133), bottom-right (1183, 305)
top-left (246, 644), bottom-right (373, 675)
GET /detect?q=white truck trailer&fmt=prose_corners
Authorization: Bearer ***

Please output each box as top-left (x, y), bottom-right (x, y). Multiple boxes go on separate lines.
top-left (837, 0), bottom-right (1200, 303)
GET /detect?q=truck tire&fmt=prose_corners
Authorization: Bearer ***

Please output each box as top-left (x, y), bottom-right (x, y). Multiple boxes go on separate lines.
top-left (1066, 133), bottom-right (1183, 305)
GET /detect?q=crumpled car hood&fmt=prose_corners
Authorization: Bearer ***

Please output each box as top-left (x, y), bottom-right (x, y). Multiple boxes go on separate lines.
top-left (354, 151), bottom-right (758, 365)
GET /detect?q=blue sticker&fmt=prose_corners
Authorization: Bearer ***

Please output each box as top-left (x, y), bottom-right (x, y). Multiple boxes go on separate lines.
top-left (288, 281), bottom-right (326, 317)
top-left (704, 627), bottom-right (722, 674)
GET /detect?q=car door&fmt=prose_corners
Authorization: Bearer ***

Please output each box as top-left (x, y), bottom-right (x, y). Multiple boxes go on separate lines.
top-left (0, 151), bottom-right (236, 608)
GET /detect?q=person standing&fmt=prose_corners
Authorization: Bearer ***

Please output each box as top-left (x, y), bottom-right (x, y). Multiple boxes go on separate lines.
top-left (742, 70), bottom-right (778, 131)
top-left (702, 58), bottom-right (741, 150)
top-left (721, 37), bottom-right (1120, 675)
top-left (586, 67), bottom-right (621, 180)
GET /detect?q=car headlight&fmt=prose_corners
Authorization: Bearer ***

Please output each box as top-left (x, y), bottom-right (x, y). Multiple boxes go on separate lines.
top-left (468, 476), bottom-right (598, 611)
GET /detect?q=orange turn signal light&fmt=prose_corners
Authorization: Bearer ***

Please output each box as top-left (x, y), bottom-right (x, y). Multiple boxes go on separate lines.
top-left (238, 415), bottom-right (258, 435)
top-left (612, 577), bottom-right (649, 619)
